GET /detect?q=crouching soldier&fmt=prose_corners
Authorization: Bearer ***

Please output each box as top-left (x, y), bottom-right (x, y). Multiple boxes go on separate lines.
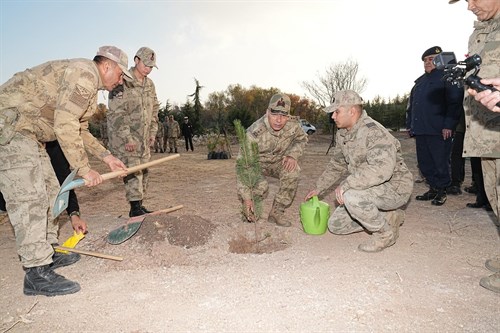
top-left (306, 90), bottom-right (413, 252)
top-left (236, 93), bottom-right (308, 227)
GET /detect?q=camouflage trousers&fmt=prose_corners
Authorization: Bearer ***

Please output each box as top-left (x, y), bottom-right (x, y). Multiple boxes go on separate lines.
top-left (167, 137), bottom-right (177, 151)
top-left (154, 135), bottom-right (164, 152)
top-left (120, 155), bottom-right (150, 202)
top-left (329, 183), bottom-right (412, 234)
top-left (482, 158), bottom-right (499, 220)
top-left (251, 160), bottom-right (300, 208)
top-left (0, 133), bottom-right (59, 267)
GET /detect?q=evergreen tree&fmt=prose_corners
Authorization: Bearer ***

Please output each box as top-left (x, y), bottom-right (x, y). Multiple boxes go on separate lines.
top-left (234, 119), bottom-right (263, 221)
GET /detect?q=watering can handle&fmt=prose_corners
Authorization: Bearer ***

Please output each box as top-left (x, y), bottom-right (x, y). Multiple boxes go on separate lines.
top-left (312, 195), bottom-right (320, 207)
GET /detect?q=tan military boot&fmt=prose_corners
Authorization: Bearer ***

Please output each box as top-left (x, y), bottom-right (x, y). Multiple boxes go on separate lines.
top-left (485, 259), bottom-right (500, 273)
top-left (358, 210), bottom-right (402, 253)
top-left (388, 209), bottom-right (405, 240)
top-left (268, 201), bottom-right (290, 227)
top-left (479, 272), bottom-right (500, 293)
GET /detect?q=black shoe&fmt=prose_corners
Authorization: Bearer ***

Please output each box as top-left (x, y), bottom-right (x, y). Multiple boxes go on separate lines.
top-left (416, 188), bottom-right (438, 201)
top-left (464, 184), bottom-right (478, 194)
top-left (467, 202), bottom-right (493, 211)
top-left (139, 200), bottom-right (153, 214)
top-left (50, 251), bottom-right (81, 270)
top-left (24, 265), bottom-right (80, 296)
top-left (129, 200), bottom-right (147, 217)
top-left (431, 191), bottom-right (447, 206)
top-left (447, 185), bottom-right (462, 195)
top-left (467, 202), bottom-right (484, 208)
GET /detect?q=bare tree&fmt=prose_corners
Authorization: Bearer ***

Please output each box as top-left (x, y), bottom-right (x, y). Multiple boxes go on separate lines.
top-left (302, 58), bottom-right (367, 107)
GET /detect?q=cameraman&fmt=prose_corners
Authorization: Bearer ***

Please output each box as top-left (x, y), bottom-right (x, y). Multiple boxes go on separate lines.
top-left (449, 0), bottom-right (500, 294)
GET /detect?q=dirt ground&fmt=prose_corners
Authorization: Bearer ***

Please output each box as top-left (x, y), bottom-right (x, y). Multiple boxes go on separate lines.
top-left (0, 132), bottom-right (499, 333)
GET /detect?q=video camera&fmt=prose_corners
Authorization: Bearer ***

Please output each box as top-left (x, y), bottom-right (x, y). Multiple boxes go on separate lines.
top-left (433, 52), bottom-right (499, 107)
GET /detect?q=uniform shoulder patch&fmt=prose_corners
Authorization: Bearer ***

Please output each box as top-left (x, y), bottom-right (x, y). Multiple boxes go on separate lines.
top-left (366, 122), bottom-right (376, 128)
top-left (69, 84), bottom-right (92, 108)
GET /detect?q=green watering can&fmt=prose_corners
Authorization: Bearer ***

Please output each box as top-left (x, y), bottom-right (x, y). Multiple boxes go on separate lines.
top-left (300, 196), bottom-right (330, 235)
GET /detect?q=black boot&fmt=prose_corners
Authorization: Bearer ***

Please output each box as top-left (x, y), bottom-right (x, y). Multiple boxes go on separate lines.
top-left (416, 188), bottom-right (438, 201)
top-left (431, 189), bottom-right (447, 206)
top-left (24, 265), bottom-right (80, 296)
top-left (129, 201), bottom-right (146, 217)
top-left (140, 200), bottom-right (153, 214)
top-left (169, 148), bottom-right (173, 153)
top-left (50, 251), bottom-right (81, 270)
top-left (175, 148), bottom-right (178, 153)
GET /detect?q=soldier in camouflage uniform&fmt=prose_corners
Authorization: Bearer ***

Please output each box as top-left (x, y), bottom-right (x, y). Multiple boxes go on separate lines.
top-left (236, 93), bottom-right (308, 227)
top-left (449, 0), bottom-right (500, 293)
top-left (162, 116), bottom-right (169, 153)
top-left (154, 120), bottom-right (165, 153)
top-left (107, 47), bottom-right (160, 217)
top-left (0, 46), bottom-right (131, 296)
top-left (306, 90), bottom-right (413, 253)
top-left (167, 114), bottom-right (181, 153)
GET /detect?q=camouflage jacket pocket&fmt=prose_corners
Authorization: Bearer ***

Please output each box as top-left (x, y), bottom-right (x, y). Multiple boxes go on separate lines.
top-left (0, 108), bottom-right (19, 145)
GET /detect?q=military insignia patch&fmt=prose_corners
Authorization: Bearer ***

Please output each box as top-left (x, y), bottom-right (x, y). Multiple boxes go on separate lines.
top-left (366, 122), bottom-right (376, 128)
top-left (69, 84), bottom-right (91, 108)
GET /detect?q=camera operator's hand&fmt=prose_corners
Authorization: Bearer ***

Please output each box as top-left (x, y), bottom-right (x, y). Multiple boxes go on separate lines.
top-left (442, 128), bottom-right (453, 140)
top-left (468, 78), bottom-right (500, 113)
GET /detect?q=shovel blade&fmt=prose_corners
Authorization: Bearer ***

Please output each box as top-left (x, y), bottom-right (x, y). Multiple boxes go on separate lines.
top-left (107, 221), bottom-right (143, 245)
top-left (52, 168), bottom-right (81, 218)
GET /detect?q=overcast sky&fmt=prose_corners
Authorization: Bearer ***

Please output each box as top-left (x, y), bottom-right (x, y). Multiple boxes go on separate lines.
top-left (1, 0), bottom-right (475, 108)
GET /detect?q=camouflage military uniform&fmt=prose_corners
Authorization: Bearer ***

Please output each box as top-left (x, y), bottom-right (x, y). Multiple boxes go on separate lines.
top-left (167, 117), bottom-right (181, 153)
top-left (236, 114), bottom-right (308, 210)
top-left (316, 110), bottom-right (413, 235)
top-left (107, 66), bottom-right (159, 202)
top-left (162, 119), bottom-right (169, 152)
top-left (0, 59), bottom-right (112, 267)
top-left (154, 121), bottom-right (164, 153)
top-left (463, 15), bottom-right (500, 218)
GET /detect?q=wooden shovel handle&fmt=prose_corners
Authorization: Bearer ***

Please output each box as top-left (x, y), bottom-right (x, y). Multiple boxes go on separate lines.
top-left (55, 246), bottom-right (123, 261)
top-left (125, 205), bottom-right (184, 224)
top-left (99, 154), bottom-right (180, 182)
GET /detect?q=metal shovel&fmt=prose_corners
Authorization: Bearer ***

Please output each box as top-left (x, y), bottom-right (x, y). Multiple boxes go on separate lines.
top-left (52, 154), bottom-right (180, 218)
top-left (107, 205), bottom-right (184, 245)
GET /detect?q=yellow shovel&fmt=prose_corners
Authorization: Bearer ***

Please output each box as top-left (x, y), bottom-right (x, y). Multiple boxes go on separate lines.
top-left (55, 231), bottom-right (123, 261)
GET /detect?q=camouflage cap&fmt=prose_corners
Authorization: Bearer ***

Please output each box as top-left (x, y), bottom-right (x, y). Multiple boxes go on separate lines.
top-left (96, 46), bottom-right (132, 79)
top-left (324, 90), bottom-right (363, 113)
top-left (268, 93), bottom-right (291, 116)
top-left (135, 47), bottom-right (158, 69)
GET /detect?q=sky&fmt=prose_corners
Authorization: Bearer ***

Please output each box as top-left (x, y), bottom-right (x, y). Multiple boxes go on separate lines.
top-left (0, 0), bottom-right (476, 108)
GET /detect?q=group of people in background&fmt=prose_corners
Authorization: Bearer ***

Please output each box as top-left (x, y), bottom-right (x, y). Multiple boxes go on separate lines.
top-left (154, 114), bottom-right (181, 154)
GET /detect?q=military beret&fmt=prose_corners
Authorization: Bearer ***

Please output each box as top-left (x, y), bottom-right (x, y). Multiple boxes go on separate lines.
top-left (421, 46), bottom-right (442, 61)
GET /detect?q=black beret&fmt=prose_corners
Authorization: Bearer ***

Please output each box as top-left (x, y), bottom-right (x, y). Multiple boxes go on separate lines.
top-left (422, 46), bottom-right (442, 61)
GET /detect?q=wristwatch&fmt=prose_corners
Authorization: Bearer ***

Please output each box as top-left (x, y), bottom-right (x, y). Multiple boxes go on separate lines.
top-left (69, 211), bottom-right (80, 218)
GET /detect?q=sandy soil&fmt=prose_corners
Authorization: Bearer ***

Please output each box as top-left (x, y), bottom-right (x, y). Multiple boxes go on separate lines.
top-left (0, 132), bottom-right (499, 333)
